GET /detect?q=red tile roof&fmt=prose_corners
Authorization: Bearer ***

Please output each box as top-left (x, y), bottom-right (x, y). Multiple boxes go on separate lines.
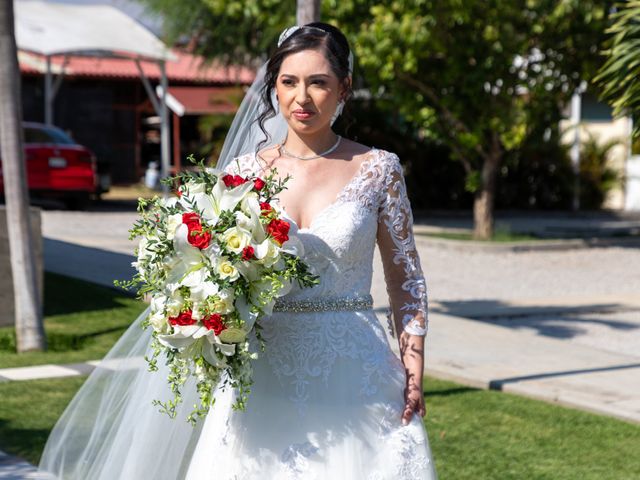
top-left (19, 48), bottom-right (255, 85)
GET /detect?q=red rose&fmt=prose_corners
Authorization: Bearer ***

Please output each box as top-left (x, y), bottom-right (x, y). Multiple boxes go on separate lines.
top-left (169, 310), bottom-right (197, 326)
top-left (241, 245), bottom-right (255, 261)
top-left (266, 218), bottom-right (290, 245)
top-left (253, 178), bottom-right (266, 191)
top-left (259, 202), bottom-right (272, 216)
top-left (222, 174), bottom-right (248, 188)
top-left (176, 189), bottom-right (183, 197)
top-left (202, 313), bottom-right (226, 335)
top-left (188, 230), bottom-right (211, 249)
top-left (182, 212), bottom-right (201, 231)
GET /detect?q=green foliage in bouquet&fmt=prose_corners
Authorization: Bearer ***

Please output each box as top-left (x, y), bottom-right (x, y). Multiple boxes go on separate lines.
top-left (117, 155), bottom-right (318, 424)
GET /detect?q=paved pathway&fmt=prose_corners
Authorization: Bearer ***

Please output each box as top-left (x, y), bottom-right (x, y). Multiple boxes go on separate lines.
top-left (0, 451), bottom-right (39, 479)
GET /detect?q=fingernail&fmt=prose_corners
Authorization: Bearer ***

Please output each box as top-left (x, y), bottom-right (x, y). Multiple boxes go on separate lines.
top-left (402, 418), bottom-right (408, 426)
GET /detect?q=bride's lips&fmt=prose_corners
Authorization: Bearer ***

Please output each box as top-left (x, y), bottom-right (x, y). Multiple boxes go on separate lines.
top-left (292, 109), bottom-right (316, 120)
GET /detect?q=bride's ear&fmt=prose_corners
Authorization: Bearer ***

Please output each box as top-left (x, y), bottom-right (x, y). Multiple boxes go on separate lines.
top-left (340, 76), bottom-right (352, 101)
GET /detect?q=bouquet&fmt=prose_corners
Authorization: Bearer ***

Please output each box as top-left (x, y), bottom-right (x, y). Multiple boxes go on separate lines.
top-left (120, 156), bottom-right (318, 424)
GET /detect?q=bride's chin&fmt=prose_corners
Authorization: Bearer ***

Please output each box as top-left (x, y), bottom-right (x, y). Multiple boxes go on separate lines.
top-left (286, 118), bottom-right (329, 135)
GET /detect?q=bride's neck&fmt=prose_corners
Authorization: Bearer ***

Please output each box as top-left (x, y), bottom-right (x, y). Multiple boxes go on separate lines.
top-left (283, 128), bottom-right (339, 157)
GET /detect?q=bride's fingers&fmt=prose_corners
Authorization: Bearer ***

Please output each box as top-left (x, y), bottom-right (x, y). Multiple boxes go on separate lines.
top-left (401, 404), bottom-right (414, 425)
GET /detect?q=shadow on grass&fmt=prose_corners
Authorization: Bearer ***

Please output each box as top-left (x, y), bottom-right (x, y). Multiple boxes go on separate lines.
top-left (0, 419), bottom-right (48, 466)
top-left (425, 386), bottom-right (480, 397)
top-left (0, 272), bottom-right (143, 356)
top-left (44, 271), bottom-right (134, 317)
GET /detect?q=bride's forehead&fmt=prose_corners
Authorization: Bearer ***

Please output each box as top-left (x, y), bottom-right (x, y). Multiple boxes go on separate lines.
top-left (279, 49), bottom-right (333, 75)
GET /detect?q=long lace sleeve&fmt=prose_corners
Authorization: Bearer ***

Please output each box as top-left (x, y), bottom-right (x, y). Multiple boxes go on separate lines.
top-left (376, 153), bottom-right (428, 338)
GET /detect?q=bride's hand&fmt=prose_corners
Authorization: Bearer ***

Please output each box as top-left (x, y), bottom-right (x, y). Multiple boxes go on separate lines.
top-left (402, 380), bottom-right (425, 426)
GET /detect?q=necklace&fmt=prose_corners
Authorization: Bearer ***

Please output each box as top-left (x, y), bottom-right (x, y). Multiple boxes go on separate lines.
top-left (280, 135), bottom-right (342, 160)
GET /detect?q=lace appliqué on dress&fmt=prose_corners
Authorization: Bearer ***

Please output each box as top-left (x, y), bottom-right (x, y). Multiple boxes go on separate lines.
top-left (367, 405), bottom-right (432, 480)
top-left (377, 153), bottom-right (429, 338)
top-left (261, 312), bottom-right (395, 417)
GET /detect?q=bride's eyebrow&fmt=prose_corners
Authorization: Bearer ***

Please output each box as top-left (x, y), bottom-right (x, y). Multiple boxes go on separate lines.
top-left (278, 73), bottom-right (332, 80)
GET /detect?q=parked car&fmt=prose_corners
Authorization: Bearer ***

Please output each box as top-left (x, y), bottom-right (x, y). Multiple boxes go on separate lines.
top-left (0, 122), bottom-right (107, 209)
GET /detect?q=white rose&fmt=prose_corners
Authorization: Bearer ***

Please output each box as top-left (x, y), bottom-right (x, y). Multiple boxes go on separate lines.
top-left (166, 213), bottom-right (183, 240)
top-left (150, 294), bottom-right (167, 314)
top-left (216, 257), bottom-right (240, 281)
top-left (210, 289), bottom-right (235, 314)
top-left (166, 291), bottom-right (184, 317)
top-left (149, 311), bottom-right (169, 333)
top-left (186, 181), bottom-right (206, 194)
top-left (221, 226), bottom-right (252, 254)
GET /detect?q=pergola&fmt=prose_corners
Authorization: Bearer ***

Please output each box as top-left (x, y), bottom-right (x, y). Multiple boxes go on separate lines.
top-left (14, 0), bottom-right (176, 187)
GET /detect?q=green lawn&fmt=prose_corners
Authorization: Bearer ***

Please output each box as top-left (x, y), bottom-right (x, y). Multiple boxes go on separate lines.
top-left (1, 375), bottom-right (638, 478)
top-left (0, 272), bottom-right (146, 369)
top-left (420, 229), bottom-right (541, 242)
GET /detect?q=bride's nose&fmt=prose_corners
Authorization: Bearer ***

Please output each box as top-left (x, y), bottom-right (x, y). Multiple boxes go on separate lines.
top-left (295, 83), bottom-right (311, 105)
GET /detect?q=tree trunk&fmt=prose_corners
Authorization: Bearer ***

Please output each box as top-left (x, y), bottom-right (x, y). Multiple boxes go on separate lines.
top-left (473, 135), bottom-right (502, 240)
top-left (297, 0), bottom-right (321, 25)
top-left (0, 2), bottom-right (46, 351)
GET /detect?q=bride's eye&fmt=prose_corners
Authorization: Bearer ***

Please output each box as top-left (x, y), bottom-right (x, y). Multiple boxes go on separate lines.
top-left (281, 78), bottom-right (295, 86)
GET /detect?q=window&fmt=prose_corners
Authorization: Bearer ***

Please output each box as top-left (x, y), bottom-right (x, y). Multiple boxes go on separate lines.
top-left (24, 126), bottom-right (76, 145)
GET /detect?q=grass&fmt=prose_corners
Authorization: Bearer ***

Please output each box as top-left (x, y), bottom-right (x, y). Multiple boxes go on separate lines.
top-left (0, 272), bottom-right (145, 368)
top-left (1, 375), bottom-right (638, 478)
top-left (425, 379), bottom-right (640, 479)
top-left (420, 229), bottom-right (541, 242)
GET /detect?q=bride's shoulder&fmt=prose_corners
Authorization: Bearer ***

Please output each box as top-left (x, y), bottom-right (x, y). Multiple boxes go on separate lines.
top-left (343, 140), bottom-right (401, 177)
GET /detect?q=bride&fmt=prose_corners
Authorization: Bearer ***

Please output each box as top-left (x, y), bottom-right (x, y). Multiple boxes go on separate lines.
top-left (38, 22), bottom-right (437, 479)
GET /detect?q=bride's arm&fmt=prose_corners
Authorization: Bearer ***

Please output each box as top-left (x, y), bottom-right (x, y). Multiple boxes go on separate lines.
top-left (376, 153), bottom-right (429, 425)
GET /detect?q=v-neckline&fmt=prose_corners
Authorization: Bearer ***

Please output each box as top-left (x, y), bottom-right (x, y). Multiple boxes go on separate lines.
top-left (252, 148), bottom-right (378, 231)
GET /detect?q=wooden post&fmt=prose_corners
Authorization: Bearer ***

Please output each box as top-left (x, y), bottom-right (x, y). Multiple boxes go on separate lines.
top-left (173, 111), bottom-right (181, 173)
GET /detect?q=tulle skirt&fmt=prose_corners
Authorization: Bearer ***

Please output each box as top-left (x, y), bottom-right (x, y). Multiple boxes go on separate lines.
top-left (38, 308), bottom-right (437, 480)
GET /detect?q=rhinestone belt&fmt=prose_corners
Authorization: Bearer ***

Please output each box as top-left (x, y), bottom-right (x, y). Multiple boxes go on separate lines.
top-left (273, 294), bottom-right (374, 313)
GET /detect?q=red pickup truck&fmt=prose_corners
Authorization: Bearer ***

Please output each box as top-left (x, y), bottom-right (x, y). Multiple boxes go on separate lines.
top-left (0, 122), bottom-right (99, 209)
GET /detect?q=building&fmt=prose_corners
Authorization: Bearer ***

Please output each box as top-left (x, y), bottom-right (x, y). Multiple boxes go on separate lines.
top-left (19, 48), bottom-right (254, 184)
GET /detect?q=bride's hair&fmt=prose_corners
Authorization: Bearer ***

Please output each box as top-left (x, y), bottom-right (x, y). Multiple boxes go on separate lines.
top-left (256, 22), bottom-right (353, 150)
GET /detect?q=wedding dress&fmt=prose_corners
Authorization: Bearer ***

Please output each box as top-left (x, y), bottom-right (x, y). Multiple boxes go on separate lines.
top-left (38, 147), bottom-right (436, 479)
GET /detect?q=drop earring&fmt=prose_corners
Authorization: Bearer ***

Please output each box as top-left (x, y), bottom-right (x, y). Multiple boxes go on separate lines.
top-left (330, 100), bottom-right (345, 126)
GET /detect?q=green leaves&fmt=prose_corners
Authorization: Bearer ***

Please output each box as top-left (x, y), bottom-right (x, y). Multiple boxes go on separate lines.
top-left (596, 1), bottom-right (640, 137)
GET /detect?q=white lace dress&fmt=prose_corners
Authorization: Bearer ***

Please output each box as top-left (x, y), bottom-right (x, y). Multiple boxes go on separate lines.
top-left (37, 148), bottom-right (437, 480)
top-left (184, 148), bottom-right (437, 479)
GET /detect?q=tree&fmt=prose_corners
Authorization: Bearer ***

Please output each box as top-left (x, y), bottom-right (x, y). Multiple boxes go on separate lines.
top-left (297, 0), bottom-right (321, 25)
top-left (0, 1), bottom-right (46, 351)
top-left (352, 0), bottom-right (612, 238)
top-left (139, 0), bottom-right (611, 238)
top-left (596, 1), bottom-right (640, 139)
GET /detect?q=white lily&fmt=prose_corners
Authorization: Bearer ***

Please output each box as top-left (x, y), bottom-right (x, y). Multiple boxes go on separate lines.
top-left (167, 224), bottom-right (206, 285)
top-left (186, 176), bottom-right (255, 226)
top-left (234, 295), bottom-right (259, 331)
top-left (157, 324), bottom-right (200, 350)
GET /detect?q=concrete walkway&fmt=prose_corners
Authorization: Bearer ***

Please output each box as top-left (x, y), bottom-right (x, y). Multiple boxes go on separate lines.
top-left (0, 451), bottom-right (39, 479)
